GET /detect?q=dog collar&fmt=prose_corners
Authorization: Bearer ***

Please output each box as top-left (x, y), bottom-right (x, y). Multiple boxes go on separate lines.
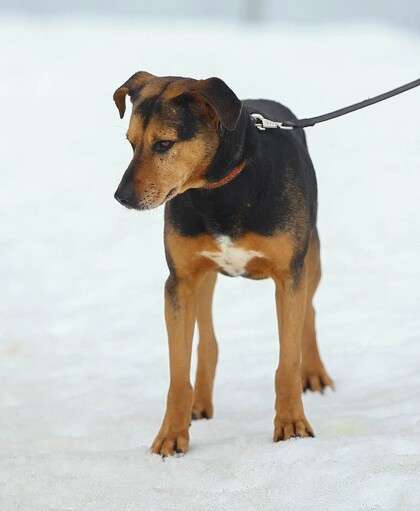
top-left (203, 161), bottom-right (246, 190)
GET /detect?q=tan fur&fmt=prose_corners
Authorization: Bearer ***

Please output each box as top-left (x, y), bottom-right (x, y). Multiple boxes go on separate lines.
top-left (150, 228), bottom-right (333, 455)
top-left (113, 71), bottom-right (155, 118)
top-left (301, 235), bottom-right (334, 393)
top-left (120, 76), bottom-right (220, 209)
top-left (192, 272), bottom-right (218, 420)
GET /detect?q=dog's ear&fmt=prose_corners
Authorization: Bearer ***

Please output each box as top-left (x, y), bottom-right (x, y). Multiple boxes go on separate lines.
top-left (190, 77), bottom-right (242, 131)
top-left (113, 71), bottom-right (155, 119)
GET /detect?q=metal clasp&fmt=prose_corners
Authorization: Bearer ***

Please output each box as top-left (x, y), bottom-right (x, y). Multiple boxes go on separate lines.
top-left (250, 113), bottom-right (294, 131)
top-left (251, 113), bottom-right (272, 130)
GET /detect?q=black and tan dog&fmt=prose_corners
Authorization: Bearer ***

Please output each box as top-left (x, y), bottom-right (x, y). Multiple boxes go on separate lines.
top-left (113, 71), bottom-right (333, 456)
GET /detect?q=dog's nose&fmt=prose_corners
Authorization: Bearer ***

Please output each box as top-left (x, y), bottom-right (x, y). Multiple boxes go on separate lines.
top-left (114, 190), bottom-right (131, 207)
top-left (114, 183), bottom-right (136, 209)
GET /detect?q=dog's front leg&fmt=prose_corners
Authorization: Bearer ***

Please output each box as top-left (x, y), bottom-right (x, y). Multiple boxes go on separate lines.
top-left (273, 267), bottom-right (314, 441)
top-left (151, 273), bottom-right (197, 456)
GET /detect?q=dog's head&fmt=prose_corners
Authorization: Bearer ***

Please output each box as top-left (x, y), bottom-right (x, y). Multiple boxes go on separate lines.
top-left (113, 72), bottom-right (242, 210)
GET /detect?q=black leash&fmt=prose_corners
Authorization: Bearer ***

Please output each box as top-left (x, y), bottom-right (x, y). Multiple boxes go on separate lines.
top-left (251, 77), bottom-right (420, 131)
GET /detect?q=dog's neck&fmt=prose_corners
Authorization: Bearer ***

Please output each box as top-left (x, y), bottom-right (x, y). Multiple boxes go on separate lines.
top-left (204, 106), bottom-right (256, 185)
top-left (180, 108), bottom-right (263, 236)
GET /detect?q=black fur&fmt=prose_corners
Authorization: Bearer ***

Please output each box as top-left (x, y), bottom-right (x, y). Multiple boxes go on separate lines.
top-left (135, 92), bottom-right (200, 141)
top-left (166, 99), bottom-right (318, 254)
top-left (169, 93), bottom-right (200, 141)
top-left (193, 77), bottom-right (243, 130)
top-left (136, 96), bottom-right (161, 128)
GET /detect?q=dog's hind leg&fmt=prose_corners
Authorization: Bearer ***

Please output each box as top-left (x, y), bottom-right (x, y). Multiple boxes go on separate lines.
top-left (301, 231), bottom-right (334, 393)
top-left (192, 271), bottom-right (218, 420)
top-left (273, 264), bottom-right (314, 441)
top-left (302, 304), bottom-right (334, 393)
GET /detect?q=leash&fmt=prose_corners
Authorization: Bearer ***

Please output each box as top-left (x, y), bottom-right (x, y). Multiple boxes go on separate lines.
top-left (207, 78), bottom-right (419, 190)
top-left (251, 77), bottom-right (420, 131)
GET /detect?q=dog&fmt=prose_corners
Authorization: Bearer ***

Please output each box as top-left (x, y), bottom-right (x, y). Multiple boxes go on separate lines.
top-left (113, 72), bottom-right (333, 456)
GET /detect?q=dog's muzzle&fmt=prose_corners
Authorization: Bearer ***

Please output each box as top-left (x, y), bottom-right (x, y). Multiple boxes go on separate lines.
top-left (114, 181), bottom-right (137, 209)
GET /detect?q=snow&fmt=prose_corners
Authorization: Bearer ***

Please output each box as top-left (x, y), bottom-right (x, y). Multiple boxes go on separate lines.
top-left (1, 16), bottom-right (420, 511)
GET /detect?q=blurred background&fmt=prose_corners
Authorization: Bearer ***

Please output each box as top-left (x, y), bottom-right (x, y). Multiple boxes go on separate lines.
top-left (1, 0), bottom-right (420, 31)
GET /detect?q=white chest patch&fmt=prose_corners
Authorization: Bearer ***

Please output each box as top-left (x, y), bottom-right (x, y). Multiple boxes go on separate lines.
top-left (200, 236), bottom-right (263, 277)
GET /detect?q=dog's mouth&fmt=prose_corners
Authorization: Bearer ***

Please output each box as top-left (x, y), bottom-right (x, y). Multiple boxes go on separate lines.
top-left (136, 187), bottom-right (179, 210)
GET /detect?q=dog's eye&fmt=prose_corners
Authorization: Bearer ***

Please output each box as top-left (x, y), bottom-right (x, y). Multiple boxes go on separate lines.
top-left (153, 140), bottom-right (175, 154)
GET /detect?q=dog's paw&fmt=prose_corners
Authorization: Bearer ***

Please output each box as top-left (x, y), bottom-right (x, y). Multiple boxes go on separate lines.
top-left (273, 416), bottom-right (314, 442)
top-left (151, 430), bottom-right (190, 457)
top-left (302, 365), bottom-right (334, 394)
top-left (191, 399), bottom-right (213, 420)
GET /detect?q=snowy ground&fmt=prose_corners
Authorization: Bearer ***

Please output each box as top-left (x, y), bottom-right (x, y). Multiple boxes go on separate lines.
top-left (1, 16), bottom-right (420, 511)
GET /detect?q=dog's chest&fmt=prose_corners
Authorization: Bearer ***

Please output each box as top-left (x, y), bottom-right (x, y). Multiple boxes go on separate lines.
top-left (199, 235), bottom-right (263, 277)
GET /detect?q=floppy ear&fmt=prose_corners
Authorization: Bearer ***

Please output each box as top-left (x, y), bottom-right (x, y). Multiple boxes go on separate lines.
top-left (190, 77), bottom-right (242, 131)
top-left (113, 71), bottom-right (155, 119)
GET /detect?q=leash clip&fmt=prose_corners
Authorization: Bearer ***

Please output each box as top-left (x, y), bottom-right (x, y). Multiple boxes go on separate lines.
top-left (251, 113), bottom-right (294, 131)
